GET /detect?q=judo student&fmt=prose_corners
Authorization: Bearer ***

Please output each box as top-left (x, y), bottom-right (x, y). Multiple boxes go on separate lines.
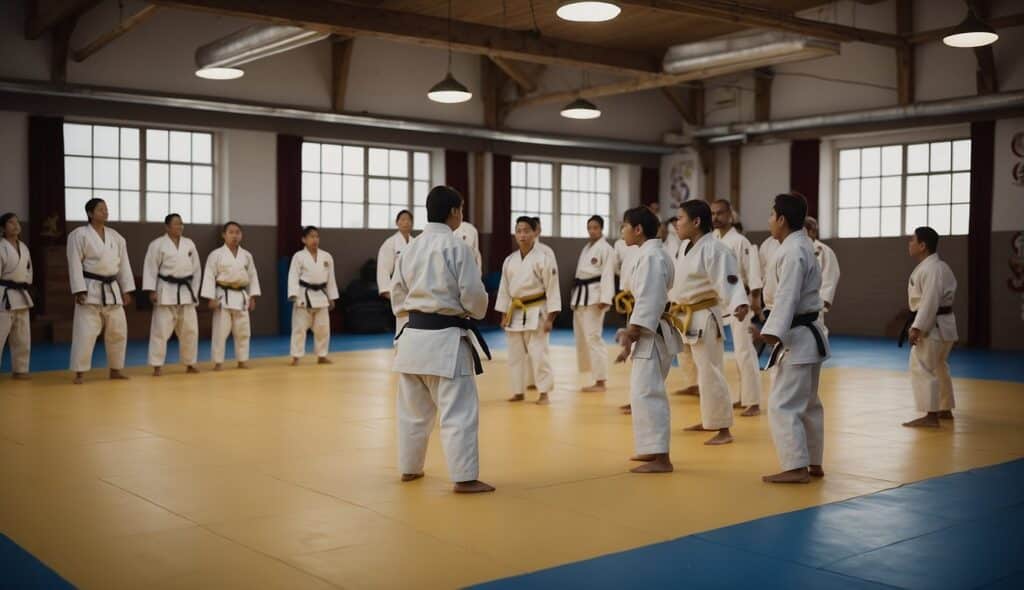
top-left (571, 215), bottom-right (616, 392)
top-left (523, 216), bottom-right (556, 392)
top-left (614, 206), bottom-right (681, 473)
top-left (67, 198), bottom-right (135, 384)
top-left (391, 185), bottom-right (494, 493)
top-left (804, 217), bottom-right (840, 337)
top-left (752, 193), bottom-right (830, 484)
top-left (288, 226), bottom-right (339, 365)
top-left (453, 219), bottom-right (482, 271)
top-left (0, 213), bottom-right (32, 380)
top-left (671, 200), bottom-right (749, 445)
top-left (711, 199), bottom-right (764, 416)
top-left (378, 210), bottom-right (415, 333)
top-left (901, 226), bottom-right (958, 428)
top-left (612, 224), bottom-right (640, 320)
top-left (202, 221), bottom-right (261, 371)
top-left (142, 213), bottom-right (202, 376)
top-left (495, 216), bottom-right (561, 405)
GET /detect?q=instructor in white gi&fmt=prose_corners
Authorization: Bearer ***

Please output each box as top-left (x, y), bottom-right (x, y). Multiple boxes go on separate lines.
top-left (0, 213), bottom-right (32, 379)
top-left (571, 215), bottom-right (615, 392)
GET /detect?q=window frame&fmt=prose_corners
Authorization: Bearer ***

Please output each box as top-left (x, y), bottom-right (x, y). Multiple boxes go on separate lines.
top-left (510, 158), bottom-right (614, 238)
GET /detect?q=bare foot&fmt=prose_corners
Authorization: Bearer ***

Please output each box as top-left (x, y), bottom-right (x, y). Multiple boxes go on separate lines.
top-left (527, 385), bottom-right (537, 391)
top-left (454, 480), bottom-right (496, 493)
top-left (318, 357), bottom-right (333, 365)
top-left (740, 404), bottom-right (761, 417)
top-left (73, 372), bottom-right (84, 385)
top-left (12, 373), bottom-right (30, 381)
top-left (152, 366), bottom-right (162, 377)
top-left (237, 362), bottom-right (249, 370)
top-left (938, 410), bottom-right (954, 420)
top-left (630, 454), bottom-right (659, 462)
top-left (673, 385), bottom-right (699, 396)
top-left (109, 370), bottom-right (129, 380)
top-left (186, 365), bottom-right (200, 374)
top-left (401, 473), bottom-right (424, 482)
top-left (809, 465), bottom-right (825, 478)
top-left (213, 363), bottom-right (223, 372)
top-left (508, 394), bottom-right (525, 402)
top-left (581, 382), bottom-right (607, 393)
top-left (630, 455), bottom-right (673, 473)
top-left (902, 414), bottom-right (940, 428)
top-left (290, 357), bottom-right (300, 366)
top-left (732, 401), bottom-right (743, 409)
top-left (683, 423), bottom-right (711, 432)
top-left (705, 429), bottom-right (734, 446)
top-left (536, 393), bottom-right (550, 405)
top-left (619, 404), bottom-right (632, 415)
top-left (763, 468), bottom-right (811, 484)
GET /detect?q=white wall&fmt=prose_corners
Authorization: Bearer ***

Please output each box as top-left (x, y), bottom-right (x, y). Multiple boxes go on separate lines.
top-left (220, 129), bottom-right (277, 226)
top-left (0, 111), bottom-right (28, 219)
top-left (738, 141), bottom-right (790, 231)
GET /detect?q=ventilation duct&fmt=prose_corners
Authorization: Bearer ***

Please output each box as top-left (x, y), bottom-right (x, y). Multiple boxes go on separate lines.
top-left (195, 25), bottom-right (331, 70)
top-left (661, 31), bottom-right (839, 75)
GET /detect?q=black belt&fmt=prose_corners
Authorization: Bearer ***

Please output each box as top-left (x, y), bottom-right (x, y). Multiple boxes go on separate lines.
top-left (299, 280), bottom-right (328, 309)
top-left (572, 276), bottom-right (602, 307)
top-left (82, 271), bottom-right (120, 305)
top-left (216, 282), bottom-right (248, 308)
top-left (0, 279), bottom-right (31, 311)
top-left (158, 274), bottom-right (196, 305)
top-left (755, 308), bottom-right (771, 357)
top-left (395, 311), bottom-right (492, 375)
top-left (898, 306), bottom-right (952, 347)
top-left (765, 312), bottom-right (826, 370)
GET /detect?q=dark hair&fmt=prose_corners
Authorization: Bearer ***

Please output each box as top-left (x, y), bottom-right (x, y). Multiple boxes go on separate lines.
top-left (302, 225), bottom-right (319, 237)
top-left (914, 226), bottom-right (940, 253)
top-left (222, 221), bottom-right (242, 233)
top-left (622, 207), bottom-right (659, 239)
top-left (425, 185), bottom-right (463, 223)
top-left (734, 221), bottom-right (745, 234)
top-left (85, 198), bottom-right (105, 219)
top-left (164, 213), bottom-right (182, 226)
top-left (664, 216), bottom-right (678, 227)
top-left (516, 216), bottom-right (539, 231)
top-left (0, 212), bottom-right (16, 228)
top-left (587, 215), bottom-right (604, 229)
top-left (395, 209), bottom-right (413, 223)
top-left (771, 193), bottom-right (807, 231)
top-left (712, 199), bottom-right (732, 212)
top-left (679, 200), bottom-right (713, 234)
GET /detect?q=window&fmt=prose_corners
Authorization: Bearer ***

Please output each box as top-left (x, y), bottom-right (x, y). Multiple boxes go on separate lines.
top-left (836, 139), bottom-right (970, 238)
top-left (63, 123), bottom-right (215, 224)
top-left (510, 160), bottom-right (611, 237)
top-left (560, 164), bottom-right (611, 238)
top-left (511, 161), bottom-right (553, 233)
top-left (301, 141), bottom-right (430, 230)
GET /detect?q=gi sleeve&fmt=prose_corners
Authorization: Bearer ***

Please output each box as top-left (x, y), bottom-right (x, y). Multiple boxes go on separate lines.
top-left (710, 246), bottom-right (749, 314)
top-left (116, 236), bottom-right (136, 294)
top-left (246, 252), bottom-right (262, 297)
top-left (599, 243), bottom-right (616, 306)
top-left (376, 238), bottom-right (394, 295)
top-left (762, 249), bottom-right (803, 344)
top-left (744, 239), bottom-right (763, 291)
top-left (628, 253), bottom-right (662, 333)
top-left (142, 239), bottom-right (160, 292)
top-left (67, 232), bottom-right (86, 295)
top-left (326, 254), bottom-right (340, 300)
top-left (390, 253), bottom-right (408, 317)
top-left (189, 242), bottom-right (202, 295)
top-left (457, 243), bottom-right (489, 320)
top-left (911, 264), bottom-right (940, 333)
top-left (819, 247), bottom-right (840, 306)
top-left (543, 251), bottom-right (562, 314)
top-left (494, 257), bottom-right (511, 314)
top-left (200, 250), bottom-right (217, 300)
top-left (287, 253), bottom-right (301, 301)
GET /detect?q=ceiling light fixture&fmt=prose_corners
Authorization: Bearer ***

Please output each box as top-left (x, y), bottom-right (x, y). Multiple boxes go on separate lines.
top-left (195, 67), bottom-right (244, 80)
top-left (428, 0), bottom-right (473, 104)
top-left (556, 2), bottom-right (621, 23)
top-left (561, 97), bottom-right (601, 119)
top-left (943, 7), bottom-right (998, 48)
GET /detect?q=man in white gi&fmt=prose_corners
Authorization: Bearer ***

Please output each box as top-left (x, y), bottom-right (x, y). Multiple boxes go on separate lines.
top-left (391, 186), bottom-right (494, 493)
top-left (805, 217), bottom-right (840, 337)
top-left (0, 213), bottom-right (32, 380)
top-left (288, 226), bottom-right (339, 365)
top-left (752, 193), bottom-right (830, 484)
top-left (453, 219), bottom-right (482, 271)
top-left (378, 210), bottom-right (415, 334)
top-left (495, 216), bottom-right (561, 405)
top-left (901, 226), bottom-right (958, 428)
top-left (571, 215), bottom-right (616, 392)
top-left (672, 200), bottom-right (749, 445)
top-left (142, 213), bottom-right (202, 376)
top-left (202, 221), bottom-right (261, 371)
top-left (615, 206), bottom-right (681, 473)
top-left (523, 217), bottom-right (557, 392)
top-left (67, 199), bottom-right (135, 384)
top-left (711, 199), bottom-right (764, 416)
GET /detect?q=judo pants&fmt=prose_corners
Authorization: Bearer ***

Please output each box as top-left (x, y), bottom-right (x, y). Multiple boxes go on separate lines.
top-left (507, 328), bottom-right (554, 394)
top-left (291, 304), bottom-right (331, 359)
top-left (690, 334), bottom-right (734, 430)
top-left (70, 303), bottom-right (127, 372)
top-left (397, 341), bottom-right (480, 482)
top-left (726, 314), bottom-right (762, 407)
top-left (910, 337), bottom-right (956, 412)
top-left (573, 304), bottom-right (608, 382)
top-left (148, 304), bottom-right (198, 367)
top-left (211, 307), bottom-right (251, 364)
top-left (0, 309), bottom-right (30, 373)
top-left (630, 332), bottom-right (674, 455)
top-left (768, 354), bottom-right (824, 471)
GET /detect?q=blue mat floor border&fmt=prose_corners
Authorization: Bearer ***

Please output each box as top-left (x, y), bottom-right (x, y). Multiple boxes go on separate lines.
top-left (0, 533), bottom-right (74, 590)
top-left (4, 329), bottom-right (1022, 383)
top-left (472, 459), bottom-right (1024, 590)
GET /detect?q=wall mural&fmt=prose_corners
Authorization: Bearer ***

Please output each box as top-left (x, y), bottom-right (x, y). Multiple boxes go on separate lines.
top-left (1012, 131), bottom-right (1024, 186)
top-left (659, 149), bottom-right (701, 214)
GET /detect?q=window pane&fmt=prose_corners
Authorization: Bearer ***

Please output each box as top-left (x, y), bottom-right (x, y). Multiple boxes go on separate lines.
top-left (414, 152), bottom-right (429, 180)
top-left (596, 196), bottom-right (610, 215)
top-left (368, 179), bottom-right (388, 204)
top-left (389, 150), bottom-right (408, 177)
top-left (838, 179), bottom-right (859, 208)
top-left (562, 192), bottom-right (577, 214)
top-left (881, 207), bottom-right (901, 236)
top-left (193, 194), bottom-right (212, 224)
top-left (65, 156), bottom-right (91, 187)
top-left (580, 167), bottom-right (594, 191)
top-left (881, 145), bottom-right (902, 176)
top-left (170, 164), bottom-right (191, 192)
top-left (839, 149), bottom-right (860, 179)
top-left (928, 174), bottom-right (951, 204)
top-left (301, 201), bottom-right (320, 227)
top-left (951, 172), bottom-right (970, 203)
top-left (368, 148), bottom-right (388, 176)
top-left (881, 176), bottom-right (901, 206)
top-left (93, 158), bottom-right (119, 189)
top-left (952, 140), bottom-right (971, 171)
top-left (64, 124), bottom-right (92, 156)
top-left (860, 207), bottom-right (881, 237)
top-left (596, 168), bottom-right (611, 192)
top-left (120, 160), bottom-right (139, 190)
top-left (837, 209), bottom-right (858, 238)
top-left (302, 143), bottom-right (321, 172)
top-left (414, 181), bottom-right (429, 205)
top-left (322, 144), bottom-right (342, 173)
top-left (907, 143), bottom-right (928, 174)
top-left (147, 130), bottom-right (168, 160)
top-left (540, 214), bottom-right (552, 234)
top-left (388, 206), bottom-right (405, 224)
top-left (560, 217), bottom-right (574, 237)
top-left (562, 165), bottom-right (578, 190)
top-left (65, 188), bottom-right (91, 221)
top-left (511, 161), bottom-right (526, 186)
top-left (170, 193), bottom-right (191, 222)
top-left (905, 205), bottom-right (927, 235)
top-left (301, 172), bottom-right (320, 200)
top-left (951, 203), bottom-right (970, 235)
top-left (861, 177), bottom-right (880, 207)
top-left (101, 190), bottom-right (119, 220)
top-left (512, 188), bottom-right (525, 211)
top-left (120, 191), bottom-right (140, 222)
top-left (322, 174), bottom-right (342, 202)
top-left (540, 190), bottom-right (552, 213)
top-left (906, 176), bottom-right (927, 205)
top-left (192, 166), bottom-right (212, 194)
top-left (342, 175), bottom-right (364, 203)
top-left (93, 126), bottom-right (119, 157)
top-left (525, 163), bottom-right (539, 187)
top-left (169, 131), bottom-right (191, 162)
top-left (929, 141), bottom-right (951, 171)
top-left (342, 203), bottom-right (363, 228)
top-left (539, 164), bottom-right (552, 189)
top-left (928, 204), bottom-right (950, 234)
top-left (343, 146), bottom-right (364, 175)
top-left (861, 147), bottom-right (881, 177)
top-left (147, 163), bottom-right (169, 192)
top-left (147, 192), bottom-right (169, 222)
top-left (322, 202), bottom-right (342, 228)
top-left (192, 133), bottom-right (212, 164)
top-left (368, 204), bottom-right (388, 228)
top-left (390, 180), bottom-right (408, 205)
top-left (526, 189), bottom-right (539, 211)
top-left (414, 207), bottom-right (427, 229)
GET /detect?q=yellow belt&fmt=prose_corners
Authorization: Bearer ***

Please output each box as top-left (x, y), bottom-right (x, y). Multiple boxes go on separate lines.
top-left (613, 290), bottom-right (635, 316)
top-left (503, 293), bottom-right (547, 326)
top-left (668, 298), bottom-right (719, 335)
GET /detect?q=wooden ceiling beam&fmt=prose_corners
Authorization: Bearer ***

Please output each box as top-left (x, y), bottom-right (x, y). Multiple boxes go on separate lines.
top-left (660, 86), bottom-right (694, 125)
top-left (489, 57), bottom-right (539, 95)
top-left (72, 5), bottom-right (160, 62)
top-left (26, 0), bottom-right (102, 40)
top-left (754, 67), bottom-right (773, 121)
top-left (896, 0), bottom-right (914, 105)
top-left (150, 0), bottom-right (660, 76)
top-left (968, 1), bottom-right (998, 96)
top-left (51, 16), bottom-right (78, 84)
top-left (331, 37), bottom-right (354, 113)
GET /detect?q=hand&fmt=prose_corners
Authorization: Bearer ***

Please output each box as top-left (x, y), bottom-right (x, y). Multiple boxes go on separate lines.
top-left (749, 324), bottom-right (778, 345)
top-left (122, 292), bottom-right (133, 306)
top-left (824, 301), bottom-right (832, 311)
top-left (329, 300), bottom-right (336, 311)
top-left (500, 316), bottom-right (511, 329)
top-left (149, 291), bottom-right (158, 304)
top-left (597, 303), bottom-right (609, 311)
top-left (248, 297), bottom-right (257, 311)
top-left (381, 292), bottom-right (391, 300)
top-left (543, 318), bottom-right (554, 333)
top-left (623, 324), bottom-right (642, 342)
top-left (734, 304), bottom-right (749, 323)
top-left (909, 327), bottom-right (922, 346)
top-left (208, 299), bottom-right (220, 310)
top-left (751, 297), bottom-right (762, 315)
top-left (75, 292), bottom-right (87, 305)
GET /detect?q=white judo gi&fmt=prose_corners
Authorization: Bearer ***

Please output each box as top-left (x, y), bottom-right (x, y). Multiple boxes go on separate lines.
top-left (142, 234), bottom-right (202, 368)
top-left (453, 221), bottom-right (483, 271)
top-left (288, 248), bottom-right (339, 359)
top-left (612, 238), bottom-right (640, 317)
top-left (0, 238), bottom-right (33, 373)
top-left (671, 234), bottom-right (749, 430)
top-left (67, 225), bottom-right (135, 373)
top-left (762, 229), bottom-right (830, 472)
top-left (201, 245), bottom-right (261, 364)
top-left (813, 239), bottom-right (841, 337)
top-left (627, 238), bottom-right (682, 455)
top-left (392, 222), bottom-right (489, 482)
top-left (378, 231), bottom-right (414, 333)
top-left (716, 227), bottom-right (763, 407)
top-left (571, 238), bottom-right (616, 382)
top-left (907, 253), bottom-right (958, 413)
top-left (495, 244), bottom-right (561, 395)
